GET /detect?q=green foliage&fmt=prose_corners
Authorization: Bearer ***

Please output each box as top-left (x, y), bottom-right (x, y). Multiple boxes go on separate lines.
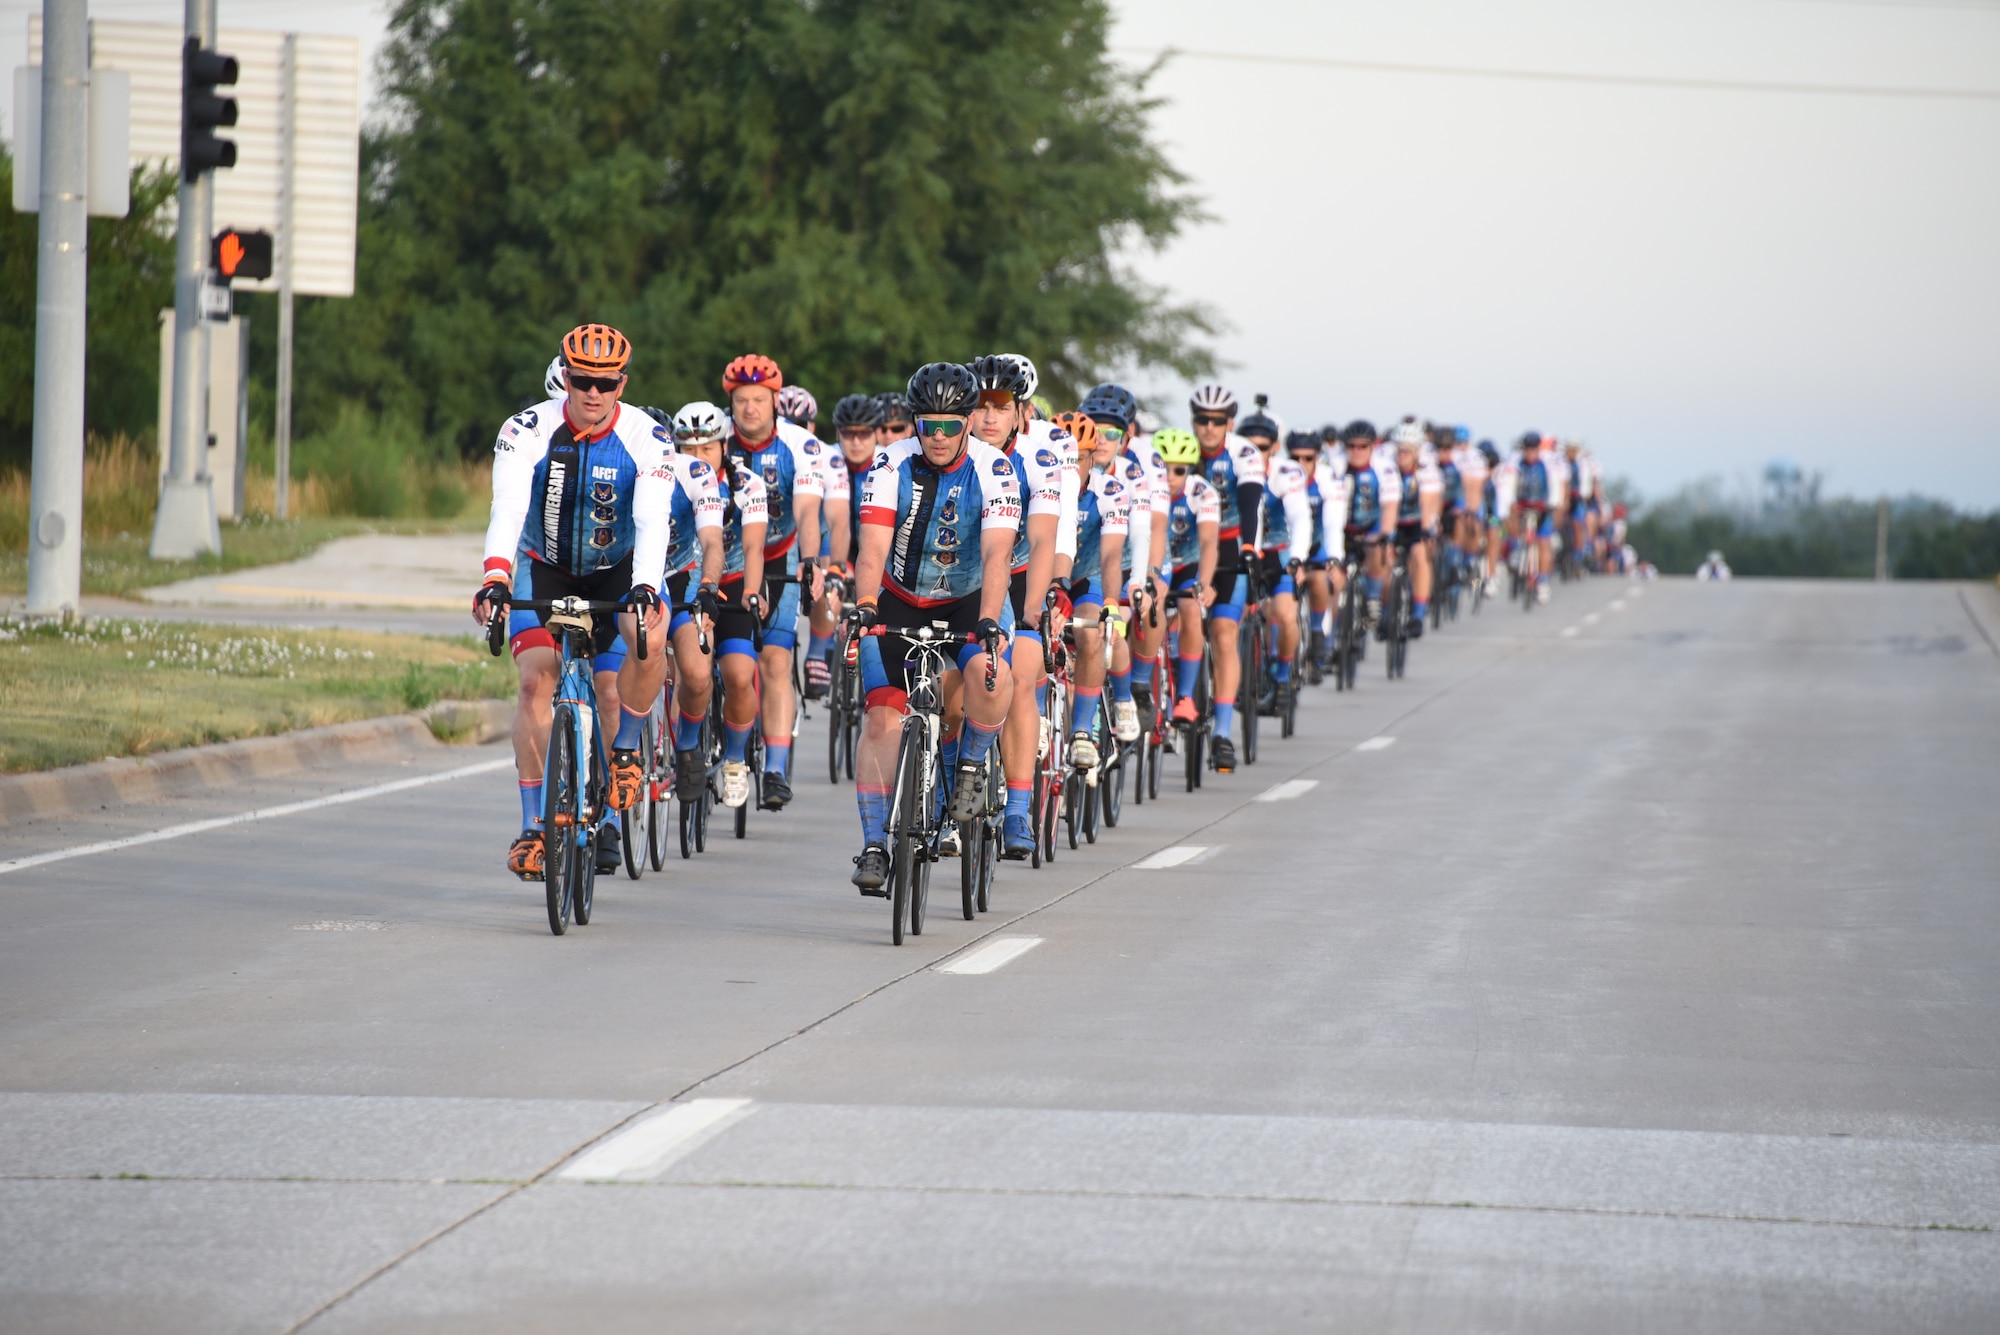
top-left (1630, 478), bottom-right (2000, 579)
top-left (0, 148), bottom-right (178, 469)
top-left (290, 402), bottom-right (471, 519)
top-left (294, 0), bottom-right (1214, 454)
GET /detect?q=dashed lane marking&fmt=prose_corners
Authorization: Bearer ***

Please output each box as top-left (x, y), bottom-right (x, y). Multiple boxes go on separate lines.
top-left (558, 1099), bottom-right (756, 1181)
top-left (935, 936), bottom-right (1045, 975)
top-left (1134, 845), bottom-right (1210, 869)
top-left (1256, 779), bottom-right (1319, 802)
top-left (1355, 736), bottom-right (1397, 752)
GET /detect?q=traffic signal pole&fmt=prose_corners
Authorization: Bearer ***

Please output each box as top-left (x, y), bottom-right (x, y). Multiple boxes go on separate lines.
top-left (25, 0), bottom-right (89, 616)
top-left (151, 0), bottom-right (225, 560)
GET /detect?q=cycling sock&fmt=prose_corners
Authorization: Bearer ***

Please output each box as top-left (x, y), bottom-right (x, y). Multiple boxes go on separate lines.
top-left (724, 721), bottom-right (751, 762)
top-left (940, 733), bottom-right (961, 773)
top-left (614, 704), bottom-right (647, 752)
top-left (961, 718), bottom-right (1001, 765)
top-left (1413, 600), bottom-right (1428, 619)
top-left (1072, 688), bottom-right (1101, 736)
top-left (1270, 659), bottom-right (1291, 683)
top-left (675, 710), bottom-right (704, 752)
top-left (1364, 576), bottom-right (1382, 600)
top-left (807, 632), bottom-right (833, 661)
top-left (764, 740), bottom-right (791, 774)
top-left (1034, 682), bottom-right (1048, 714)
top-left (1175, 655), bottom-right (1200, 699)
top-left (857, 783), bottom-right (890, 846)
top-left (519, 780), bottom-right (543, 831)
top-left (1108, 667), bottom-right (1133, 702)
top-left (1214, 698), bottom-right (1236, 734)
top-left (1005, 782), bottom-right (1032, 820)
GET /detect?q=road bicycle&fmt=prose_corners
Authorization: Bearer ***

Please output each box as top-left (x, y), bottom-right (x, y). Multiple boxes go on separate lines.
top-left (1124, 584), bottom-right (1167, 808)
top-left (488, 594), bottom-right (647, 936)
top-left (1234, 563), bottom-right (1267, 767)
top-left (1167, 590), bottom-right (1213, 792)
top-left (1383, 543), bottom-right (1412, 681)
top-left (1031, 593), bottom-right (1070, 868)
top-left (1331, 547), bottom-right (1366, 692)
top-left (824, 575), bottom-right (862, 785)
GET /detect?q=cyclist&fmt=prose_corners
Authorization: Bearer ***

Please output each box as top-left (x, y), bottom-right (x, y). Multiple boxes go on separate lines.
top-left (722, 354), bottom-right (827, 810)
top-left (1563, 438), bottom-right (1600, 571)
top-left (1154, 427), bottom-right (1221, 730)
top-left (1455, 430), bottom-right (1490, 581)
top-left (967, 355), bottom-right (1077, 860)
top-left (876, 391), bottom-right (915, 445)
top-left (1285, 429), bottom-right (1336, 677)
top-left (1240, 409), bottom-right (1313, 704)
top-left (1050, 411), bottom-right (1131, 772)
top-left (1388, 421), bottom-right (1443, 637)
top-left (780, 384), bottom-right (843, 701)
top-left (809, 392), bottom-right (886, 681)
top-left (668, 401), bottom-right (769, 809)
top-left (1187, 384), bottom-right (1265, 773)
top-left (1498, 430), bottom-right (1556, 604)
top-left (1335, 420), bottom-right (1402, 629)
top-left (848, 362), bottom-right (1019, 893)
top-left (475, 324), bottom-right (671, 880)
top-left (1081, 384), bottom-right (1165, 746)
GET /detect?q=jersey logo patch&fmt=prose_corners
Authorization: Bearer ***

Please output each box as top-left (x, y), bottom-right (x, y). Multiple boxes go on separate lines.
top-left (511, 409), bottom-right (538, 431)
top-left (991, 458), bottom-right (1011, 477)
top-left (1035, 448), bottom-right (1059, 469)
top-left (591, 480), bottom-right (616, 503)
top-left (592, 466), bottom-right (618, 482)
top-left (591, 527), bottom-right (615, 549)
top-left (652, 424), bottom-right (670, 443)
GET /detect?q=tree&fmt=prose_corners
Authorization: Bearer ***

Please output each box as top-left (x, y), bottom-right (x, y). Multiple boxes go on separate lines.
top-left (294, 0), bottom-right (1214, 454)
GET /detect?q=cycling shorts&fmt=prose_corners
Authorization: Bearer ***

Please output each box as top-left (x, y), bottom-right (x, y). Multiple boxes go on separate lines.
top-left (1070, 575), bottom-right (1104, 611)
top-left (1393, 521), bottom-right (1428, 553)
top-left (1166, 563), bottom-right (1242, 618)
top-left (509, 554), bottom-right (630, 668)
top-left (758, 550), bottom-right (801, 653)
top-left (1002, 568), bottom-right (1049, 663)
top-left (1256, 550), bottom-right (1296, 598)
top-left (667, 570), bottom-right (759, 660)
top-left (859, 590), bottom-right (988, 712)
top-left (1514, 506), bottom-right (1556, 539)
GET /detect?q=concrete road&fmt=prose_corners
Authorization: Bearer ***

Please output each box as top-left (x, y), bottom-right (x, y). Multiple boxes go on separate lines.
top-left (2, 577), bottom-right (1996, 1333)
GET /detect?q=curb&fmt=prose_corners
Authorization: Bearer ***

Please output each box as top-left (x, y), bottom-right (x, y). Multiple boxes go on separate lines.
top-left (0, 699), bottom-right (511, 828)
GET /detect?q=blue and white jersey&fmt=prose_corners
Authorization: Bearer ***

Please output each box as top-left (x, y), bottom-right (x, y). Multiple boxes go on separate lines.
top-left (1438, 454), bottom-right (1465, 510)
top-left (1114, 448), bottom-right (1163, 579)
top-left (1072, 467), bottom-right (1132, 589)
top-left (1165, 474), bottom-right (1222, 570)
top-left (729, 417), bottom-right (826, 562)
top-left (859, 438), bottom-right (1021, 607)
top-left (1254, 454), bottom-right (1314, 564)
top-left (1396, 460), bottom-right (1444, 530)
top-left (995, 423), bottom-right (1071, 574)
top-left (484, 399), bottom-right (671, 590)
top-left (663, 454), bottom-right (726, 577)
top-left (1512, 453), bottom-right (1554, 510)
top-left (1336, 460), bottom-right (1403, 535)
top-left (1197, 433), bottom-right (1266, 541)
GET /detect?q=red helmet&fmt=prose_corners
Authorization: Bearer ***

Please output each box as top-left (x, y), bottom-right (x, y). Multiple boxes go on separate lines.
top-left (1614, 504), bottom-right (1627, 519)
top-left (722, 354), bottom-right (783, 395)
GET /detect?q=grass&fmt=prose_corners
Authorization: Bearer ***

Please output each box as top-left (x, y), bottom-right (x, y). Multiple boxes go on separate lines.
top-left (0, 429), bottom-right (490, 599)
top-left (0, 616), bottom-right (514, 774)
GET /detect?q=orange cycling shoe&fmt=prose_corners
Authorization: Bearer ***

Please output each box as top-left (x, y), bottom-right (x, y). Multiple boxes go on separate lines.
top-left (608, 749), bottom-right (643, 810)
top-left (508, 831), bottom-right (545, 881)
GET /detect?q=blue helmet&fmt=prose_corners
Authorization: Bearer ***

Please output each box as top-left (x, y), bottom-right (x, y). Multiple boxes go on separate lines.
top-left (1078, 383), bottom-right (1139, 431)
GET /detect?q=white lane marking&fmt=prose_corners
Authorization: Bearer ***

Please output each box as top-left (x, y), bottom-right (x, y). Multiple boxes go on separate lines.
top-left (559, 1099), bottom-right (755, 1181)
top-left (1584, 612), bottom-right (1601, 624)
top-left (936, 936), bottom-right (1044, 975)
top-left (1256, 779), bottom-right (1319, 802)
top-left (1560, 626), bottom-right (1580, 638)
top-left (1609, 600), bottom-right (1627, 611)
top-left (0, 758), bottom-right (514, 878)
top-left (1355, 736), bottom-right (1397, 752)
top-left (1135, 845), bottom-right (1209, 869)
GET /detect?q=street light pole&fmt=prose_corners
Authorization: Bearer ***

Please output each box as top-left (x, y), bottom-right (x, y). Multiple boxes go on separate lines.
top-left (25, 0), bottom-right (89, 617)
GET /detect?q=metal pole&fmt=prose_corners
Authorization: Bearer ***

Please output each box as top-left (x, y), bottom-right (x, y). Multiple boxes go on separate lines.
top-left (1874, 496), bottom-right (1889, 581)
top-left (274, 32), bottom-right (296, 520)
top-left (25, 0), bottom-right (89, 618)
top-left (150, 0), bottom-right (221, 559)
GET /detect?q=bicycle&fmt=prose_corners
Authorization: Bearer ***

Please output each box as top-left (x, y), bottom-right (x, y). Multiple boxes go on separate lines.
top-left (1331, 547), bottom-right (1365, 692)
top-left (1031, 592), bottom-right (1070, 868)
top-left (824, 575), bottom-right (862, 785)
top-left (860, 622), bottom-right (1001, 945)
top-left (959, 743), bottom-right (1003, 920)
top-left (626, 691), bottom-right (669, 878)
top-left (1514, 509), bottom-right (1545, 611)
top-left (1235, 563), bottom-right (1266, 767)
top-left (1124, 585), bottom-right (1168, 808)
top-left (487, 593), bottom-right (647, 936)
top-left (1383, 546), bottom-right (1411, 681)
top-left (1168, 591), bottom-right (1212, 791)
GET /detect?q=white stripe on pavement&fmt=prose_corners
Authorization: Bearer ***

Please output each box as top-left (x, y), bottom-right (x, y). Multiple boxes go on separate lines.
top-left (0, 758), bottom-right (515, 878)
top-left (1355, 736), bottom-right (1397, 752)
top-left (936, 936), bottom-right (1044, 975)
top-left (1134, 845), bottom-right (1209, 869)
top-left (559, 1099), bottom-right (755, 1181)
top-left (1256, 779), bottom-right (1319, 802)
top-left (1584, 612), bottom-right (1601, 624)
top-left (1560, 626), bottom-right (1580, 638)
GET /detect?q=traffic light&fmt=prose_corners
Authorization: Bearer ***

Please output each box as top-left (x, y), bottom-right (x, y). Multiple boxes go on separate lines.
top-left (181, 37), bottom-right (239, 181)
top-left (212, 228), bottom-right (273, 282)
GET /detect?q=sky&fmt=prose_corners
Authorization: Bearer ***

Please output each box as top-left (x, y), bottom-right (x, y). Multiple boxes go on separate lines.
top-left (7, 0), bottom-right (1999, 508)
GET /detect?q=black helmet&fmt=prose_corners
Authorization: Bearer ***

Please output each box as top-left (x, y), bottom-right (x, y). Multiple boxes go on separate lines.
top-left (1319, 423), bottom-right (1342, 444)
top-left (1238, 412), bottom-right (1280, 442)
top-left (1517, 431), bottom-right (1542, 450)
top-left (832, 393), bottom-right (883, 429)
top-left (906, 362), bottom-right (981, 417)
top-left (875, 391), bottom-right (912, 426)
top-left (1078, 383), bottom-right (1139, 430)
top-left (1285, 430), bottom-right (1320, 454)
top-left (1478, 439), bottom-right (1500, 466)
top-left (1341, 420), bottom-right (1378, 445)
top-left (966, 354), bottom-right (1032, 401)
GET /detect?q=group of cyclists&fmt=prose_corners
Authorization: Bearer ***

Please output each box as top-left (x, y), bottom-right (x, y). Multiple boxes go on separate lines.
top-left (473, 323), bottom-right (1634, 934)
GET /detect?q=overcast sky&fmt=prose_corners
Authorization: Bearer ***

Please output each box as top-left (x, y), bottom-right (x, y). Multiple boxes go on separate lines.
top-left (8, 0), bottom-right (1998, 507)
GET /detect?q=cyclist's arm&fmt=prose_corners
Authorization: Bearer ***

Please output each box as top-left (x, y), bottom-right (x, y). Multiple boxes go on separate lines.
top-left (1283, 482), bottom-right (1313, 565)
top-left (979, 526), bottom-right (1014, 625)
top-left (1052, 455), bottom-right (1080, 582)
top-left (1197, 520), bottom-right (1219, 590)
top-left (740, 523), bottom-right (767, 594)
top-left (697, 526), bottom-right (724, 589)
top-left (1022, 512), bottom-right (1058, 623)
top-left (824, 491), bottom-right (851, 573)
top-left (855, 524), bottom-right (890, 606)
top-left (630, 445), bottom-right (673, 595)
top-left (481, 418), bottom-right (540, 587)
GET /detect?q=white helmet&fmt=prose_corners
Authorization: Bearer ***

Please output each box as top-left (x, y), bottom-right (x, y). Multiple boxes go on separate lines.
top-left (673, 400), bottom-right (728, 446)
top-left (1390, 420), bottom-right (1427, 450)
top-left (544, 356), bottom-right (566, 399)
top-left (1189, 384), bottom-right (1237, 416)
top-left (997, 354), bottom-right (1039, 401)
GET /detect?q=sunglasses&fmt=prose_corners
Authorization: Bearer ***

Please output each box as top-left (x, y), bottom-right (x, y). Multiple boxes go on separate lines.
top-left (1166, 464), bottom-right (1191, 475)
top-left (1097, 424), bottom-right (1127, 442)
top-left (837, 426), bottom-right (877, 442)
top-left (568, 373), bottom-right (623, 394)
top-left (916, 416), bottom-right (966, 439)
top-left (1192, 413), bottom-right (1232, 427)
top-left (974, 389), bottom-right (1015, 410)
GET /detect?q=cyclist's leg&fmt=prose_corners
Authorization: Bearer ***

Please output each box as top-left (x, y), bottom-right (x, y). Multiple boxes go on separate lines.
top-left (612, 602), bottom-right (668, 765)
top-left (756, 559), bottom-right (802, 792)
top-left (713, 598), bottom-right (761, 803)
top-left (1409, 533), bottom-right (1433, 616)
top-left (1170, 570), bottom-right (1208, 722)
top-left (999, 570), bottom-right (1042, 835)
top-left (1208, 565), bottom-right (1244, 739)
top-left (1070, 580), bottom-right (1106, 763)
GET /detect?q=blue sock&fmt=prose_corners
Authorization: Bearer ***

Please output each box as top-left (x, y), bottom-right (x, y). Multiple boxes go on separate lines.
top-left (1215, 700), bottom-right (1236, 733)
top-left (1072, 688), bottom-right (1101, 735)
top-left (1034, 682), bottom-right (1048, 714)
top-left (1413, 600), bottom-right (1428, 619)
top-left (614, 705), bottom-right (647, 751)
top-left (808, 632), bottom-right (833, 660)
top-left (1364, 576), bottom-right (1381, 599)
top-left (519, 781), bottom-right (543, 831)
top-left (858, 784), bottom-right (890, 845)
top-left (675, 710), bottom-right (704, 752)
top-left (1175, 656), bottom-right (1200, 699)
top-left (764, 740), bottom-right (791, 774)
top-left (1271, 659), bottom-right (1291, 683)
top-left (961, 719), bottom-right (1001, 764)
top-left (1109, 667), bottom-right (1133, 702)
top-left (940, 733), bottom-right (961, 772)
top-left (1005, 784), bottom-right (1032, 819)
top-left (724, 722), bottom-right (751, 762)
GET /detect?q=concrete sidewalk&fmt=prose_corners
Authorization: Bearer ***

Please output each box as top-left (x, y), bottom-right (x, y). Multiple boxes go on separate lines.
top-left (140, 533), bottom-right (484, 613)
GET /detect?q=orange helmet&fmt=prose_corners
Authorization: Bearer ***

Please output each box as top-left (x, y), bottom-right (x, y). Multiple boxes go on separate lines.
top-left (722, 354), bottom-right (783, 395)
top-left (1052, 411), bottom-right (1101, 458)
top-left (561, 324), bottom-right (631, 376)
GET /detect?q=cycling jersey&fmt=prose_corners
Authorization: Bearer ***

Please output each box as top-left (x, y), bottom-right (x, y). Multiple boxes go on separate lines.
top-left (1164, 474), bottom-right (1222, 569)
top-left (662, 455), bottom-right (727, 577)
top-left (484, 398), bottom-right (671, 592)
top-left (1511, 453), bottom-right (1555, 511)
top-left (1437, 454), bottom-right (1465, 512)
top-left (820, 450), bottom-right (875, 566)
top-left (1118, 445), bottom-right (1168, 581)
top-left (1396, 461), bottom-right (1444, 531)
top-left (1336, 460), bottom-right (1403, 537)
top-left (859, 438), bottom-right (1022, 607)
top-left (995, 423), bottom-right (1073, 574)
top-left (1072, 466), bottom-right (1132, 592)
top-left (730, 417), bottom-right (827, 562)
top-left (1197, 433), bottom-right (1267, 544)
top-left (1255, 454), bottom-right (1315, 564)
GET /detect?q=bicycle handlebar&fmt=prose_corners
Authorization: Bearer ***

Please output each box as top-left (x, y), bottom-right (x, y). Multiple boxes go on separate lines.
top-left (484, 595), bottom-right (648, 662)
top-left (856, 624), bottom-right (1004, 693)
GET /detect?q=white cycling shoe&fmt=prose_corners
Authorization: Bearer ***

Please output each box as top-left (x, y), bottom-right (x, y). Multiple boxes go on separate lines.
top-left (1113, 700), bottom-right (1140, 742)
top-left (721, 760), bottom-right (751, 808)
top-left (1070, 732), bottom-right (1100, 770)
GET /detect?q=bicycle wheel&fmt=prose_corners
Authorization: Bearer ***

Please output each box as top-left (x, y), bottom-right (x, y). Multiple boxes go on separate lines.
top-left (735, 726), bottom-right (759, 841)
top-left (1239, 613), bottom-right (1262, 765)
top-left (1063, 770), bottom-right (1082, 850)
top-left (622, 716), bottom-right (652, 881)
top-left (646, 704), bottom-right (672, 871)
top-left (1028, 776), bottom-right (1043, 870)
top-left (1101, 735), bottom-right (1123, 829)
top-left (542, 708), bottom-right (579, 936)
top-left (960, 817), bottom-right (979, 921)
top-left (888, 723), bottom-right (925, 945)
top-left (975, 812), bottom-right (997, 914)
top-left (695, 782), bottom-right (710, 852)
top-left (827, 697), bottom-right (844, 786)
